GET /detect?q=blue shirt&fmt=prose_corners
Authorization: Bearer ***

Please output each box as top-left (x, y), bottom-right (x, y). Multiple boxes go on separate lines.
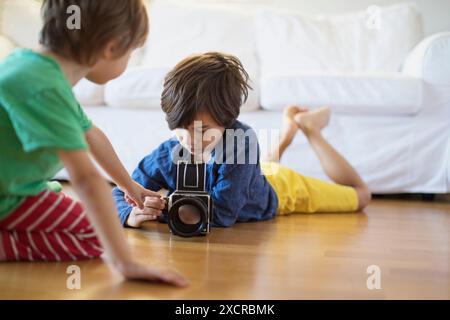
top-left (112, 120), bottom-right (278, 227)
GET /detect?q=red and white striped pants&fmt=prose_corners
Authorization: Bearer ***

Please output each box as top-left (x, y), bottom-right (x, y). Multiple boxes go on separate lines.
top-left (0, 190), bottom-right (103, 261)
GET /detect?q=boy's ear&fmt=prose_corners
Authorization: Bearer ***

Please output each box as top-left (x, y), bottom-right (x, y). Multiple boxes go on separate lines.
top-left (101, 40), bottom-right (120, 60)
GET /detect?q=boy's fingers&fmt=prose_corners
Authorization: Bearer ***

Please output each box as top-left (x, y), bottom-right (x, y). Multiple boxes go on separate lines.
top-left (158, 270), bottom-right (189, 287)
top-left (125, 195), bottom-right (139, 207)
top-left (136, 195), bottom-right (146, 209)
top-left (140, 207), bottom-right (162, 216)
top-left (144, 195), bottom-right (165, 202)
top-left (136, 214), bottom-right (158, 223)
top-left (136, 197), bottom-right (144, 207)
top-left (143, 197), bottom-right (153, 206)
top-left (138, 268), bottom-right (189, 287)
top-left (122, 263), bottom-right (189, 287)
top-left (144, 197), bottom-right (166, 209)
top-left (135, 199), bottom-right (144, 210)
top-left (143, 189), bottom-right (163, 198)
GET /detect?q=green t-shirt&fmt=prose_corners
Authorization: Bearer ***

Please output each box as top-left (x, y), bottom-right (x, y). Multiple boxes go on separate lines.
top-left (0, 49), bottom-right (92, 219)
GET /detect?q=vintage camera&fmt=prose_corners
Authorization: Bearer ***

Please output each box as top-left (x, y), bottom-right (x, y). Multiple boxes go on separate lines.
top-left (165, 161), bottom-right (213, 237)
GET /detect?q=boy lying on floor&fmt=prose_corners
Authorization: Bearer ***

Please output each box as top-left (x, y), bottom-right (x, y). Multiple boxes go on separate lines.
top-left (112, 52), bottom-right (371, 228)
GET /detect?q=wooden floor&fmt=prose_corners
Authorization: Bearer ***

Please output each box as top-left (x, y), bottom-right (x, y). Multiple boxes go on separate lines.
top-left (0, 188), bottom-right (449, 300)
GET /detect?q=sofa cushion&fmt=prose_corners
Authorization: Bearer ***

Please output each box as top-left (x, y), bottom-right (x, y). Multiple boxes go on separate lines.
top-left (1, 0), bottom-right (41, 49)
top-left (73, 79), bottom-right (105, 106)
top-left (260, 73), bottom-right (423, 115)
top-left (255, 3), bottom-right (423, 76)
top-left (104, 67), bottom-right (168, 109)
top-left (140, 1), bottom-right (260, 111)
top-left (0, 34), bottom-right (16, 61)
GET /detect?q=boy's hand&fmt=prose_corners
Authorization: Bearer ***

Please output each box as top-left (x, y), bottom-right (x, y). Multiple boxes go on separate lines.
top-left (126, 196), bottom-right (166, 228)
top-left (121, 181), bottom-right (162, 210)
top-left (116, 261), bottom-right (188, 287)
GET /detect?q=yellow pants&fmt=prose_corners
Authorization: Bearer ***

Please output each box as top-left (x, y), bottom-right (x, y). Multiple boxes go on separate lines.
top-left (261, 162), bottom-right (358, 215)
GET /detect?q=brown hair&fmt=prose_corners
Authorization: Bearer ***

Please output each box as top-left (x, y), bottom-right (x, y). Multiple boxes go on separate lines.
top-left (161, 52), bottom-right (252, 130)
top-left (39, 0), bottom-right (149, 66)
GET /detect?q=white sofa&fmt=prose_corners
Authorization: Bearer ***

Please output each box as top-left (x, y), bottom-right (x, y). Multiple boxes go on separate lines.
top-left (1, 0), bottom-right (449, 194)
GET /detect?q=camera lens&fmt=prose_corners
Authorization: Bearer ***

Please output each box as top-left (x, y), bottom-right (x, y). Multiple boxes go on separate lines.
top-left (168, 198), bottom-right (208, 237)
top-left (178, 205), bottom-right (202, 225)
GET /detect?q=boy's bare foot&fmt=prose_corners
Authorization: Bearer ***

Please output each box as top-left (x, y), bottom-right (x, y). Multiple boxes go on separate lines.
top-left (294, 107), bottom-right (331, 136)
top-left (280, 105), bottom-right (309, 146)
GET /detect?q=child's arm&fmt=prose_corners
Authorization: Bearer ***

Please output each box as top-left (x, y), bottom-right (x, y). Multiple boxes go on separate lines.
top-left (85, 125), bottom-right (159, 209)
top-left (59, 149), bottom-right (187, 286)
top-left (113, 153), bottom-right (168, 227)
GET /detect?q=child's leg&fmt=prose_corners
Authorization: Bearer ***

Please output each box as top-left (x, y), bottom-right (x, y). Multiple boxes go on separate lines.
top-left (297, 107), bottom-right (371, 210)
top-left (0, 190), bottom-right (103, 261)
top-left (268, 106), bottom-right (371, 211)
top-left (265, 105), bottom-right (309, 162)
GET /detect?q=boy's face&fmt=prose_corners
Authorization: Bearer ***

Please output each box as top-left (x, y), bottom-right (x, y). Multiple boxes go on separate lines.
top-left (175, 111), bottom-right (225, 160)
top-left (86, 45), bottom-right (134, 84)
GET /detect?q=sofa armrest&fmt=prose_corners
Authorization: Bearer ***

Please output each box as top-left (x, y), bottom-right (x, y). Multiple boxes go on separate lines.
top-left (402, 32), bottom-right (450, 86)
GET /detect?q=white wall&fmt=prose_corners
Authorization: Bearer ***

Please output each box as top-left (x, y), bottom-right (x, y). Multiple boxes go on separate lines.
top-left (3, 0), bottom-right (448, 36)
top-left (163, 0), bottom-right (450, 35)
top-left (269, 0), bottom-right (450, 35)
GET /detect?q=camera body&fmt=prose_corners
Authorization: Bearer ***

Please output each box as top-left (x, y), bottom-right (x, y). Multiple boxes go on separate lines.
top-left (166, 161), bottom-right (213, 237)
